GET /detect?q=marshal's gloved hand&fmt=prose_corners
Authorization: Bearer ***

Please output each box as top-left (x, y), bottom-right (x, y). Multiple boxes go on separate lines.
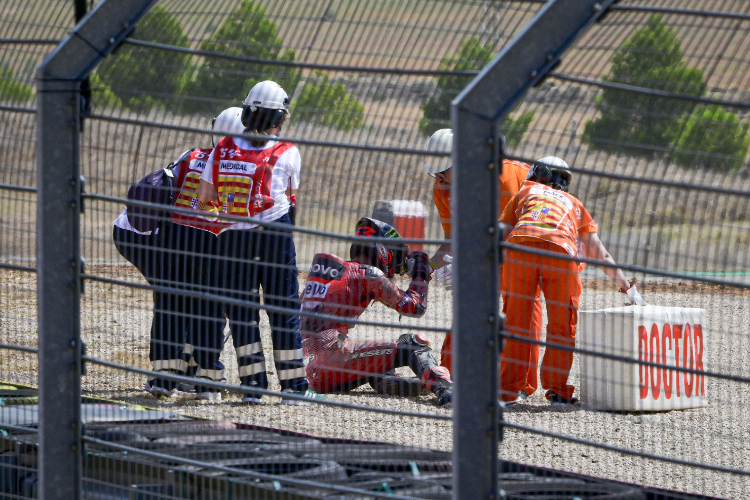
top-left (620, 282), bottom-right (643, 305)
top-left (434, 255), bottom-right (453, 290)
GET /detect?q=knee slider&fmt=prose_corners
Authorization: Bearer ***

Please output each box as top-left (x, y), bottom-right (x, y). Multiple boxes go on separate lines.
top-left (395, 333), bottom-right (430, 368)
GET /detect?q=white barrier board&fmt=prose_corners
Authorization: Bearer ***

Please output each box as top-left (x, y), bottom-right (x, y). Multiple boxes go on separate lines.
top-left (579, 305), bottom-right (708, 411)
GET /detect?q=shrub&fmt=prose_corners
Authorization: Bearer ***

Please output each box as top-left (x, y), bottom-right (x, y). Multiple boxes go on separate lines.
top-left (89, 73), bottom-right (122, 109)
top-left (292, 71), bottom-right (364, 130)
top-left (669, 105), bottom-right (749, 172)
top-left (583, 15), bottom-right (707, 156)
top-left (419, 37), bottom-right (533, 145)
top-left (182, 0), bottom-right (301, 115)
top-left (500, 109), bottom-right (535, 149)
top-left (95, 6), bottom-right (192, 112)
top-left (0, 66), bottom-right (34, 103)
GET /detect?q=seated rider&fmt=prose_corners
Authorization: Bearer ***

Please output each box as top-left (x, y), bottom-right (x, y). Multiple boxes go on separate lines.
top-left (300, 217), bottom-right (452, 406)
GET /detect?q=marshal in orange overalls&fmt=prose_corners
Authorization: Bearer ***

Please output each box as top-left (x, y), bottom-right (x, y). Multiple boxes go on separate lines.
top-left (499, 181), bottom-right (597, 401)
top-left (434, 159), bottom-right (544, 396)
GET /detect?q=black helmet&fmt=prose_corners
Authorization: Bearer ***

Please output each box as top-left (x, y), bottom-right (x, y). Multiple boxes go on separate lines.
top-left (527, 156), bottom-right (572, 192)
top-left (350, 217), bottom-right (408, 278)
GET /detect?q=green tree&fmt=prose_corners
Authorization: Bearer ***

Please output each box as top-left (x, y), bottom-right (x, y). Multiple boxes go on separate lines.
top-left (292, 71), bottom-right (364, 130)
top-left (419, 37), bottom-right (533, 146)
top-left (669, 105), bottom-right (748, 172)
top-left (583, 15), bottom-right (706, 156)
top-left (95, 6), bottom-right (192, 112)
top-left (0, 66), bottom-right (34, 103)
top-left (500, 109), bottom-right (535, 149)
top-left (89, 73), bottom-right (122, 109)
top-left (182, 0), bottom-right (301, 115)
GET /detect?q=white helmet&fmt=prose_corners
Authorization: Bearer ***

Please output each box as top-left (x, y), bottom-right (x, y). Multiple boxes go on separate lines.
top-left (423, 129), bottom-right (453, 175)
top-left (242, 80), bottom-right (290, 111)
top-left (212, 107), bottom-right (244, 147)
top-left (527, 156), bottom-right (572, 191)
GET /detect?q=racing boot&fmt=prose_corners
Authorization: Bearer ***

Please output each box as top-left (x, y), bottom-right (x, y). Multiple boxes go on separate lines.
top-left (422, 366), bottom-right (453, 407)
top-left (372, 370), bottom-right (423, 397)
top-left (396, 333), bottom-right (453, 406)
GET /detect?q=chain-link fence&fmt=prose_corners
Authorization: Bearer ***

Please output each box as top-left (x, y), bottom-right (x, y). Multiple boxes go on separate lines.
top-left (2, 0), bottom-right (750, 499)
top-left (494, 3), bottom-right (750, 499)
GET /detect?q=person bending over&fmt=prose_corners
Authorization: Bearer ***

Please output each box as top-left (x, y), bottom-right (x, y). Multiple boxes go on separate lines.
top-left (499, 156), bottom-right (643, 405)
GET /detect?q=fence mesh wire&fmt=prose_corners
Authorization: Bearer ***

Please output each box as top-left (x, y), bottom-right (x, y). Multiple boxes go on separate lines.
top-left (2, 0), bottom-right (750, 499)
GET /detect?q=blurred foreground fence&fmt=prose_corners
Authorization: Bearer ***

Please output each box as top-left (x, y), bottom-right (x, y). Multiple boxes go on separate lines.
top-left (3, 0), bottom-right (750, 499)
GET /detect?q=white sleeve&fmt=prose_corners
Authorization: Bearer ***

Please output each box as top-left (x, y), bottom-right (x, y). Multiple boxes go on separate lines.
top-left (278, 146), bottom-right (301, 190)
top-left (169, 149), bottom-right (193, 180)
top-left (200, 146), bottom-right (218, 184)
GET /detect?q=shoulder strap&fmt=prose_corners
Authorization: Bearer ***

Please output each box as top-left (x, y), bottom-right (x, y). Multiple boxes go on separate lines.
top-left (269, 141), bottom-right (294, 165)
top-left (172, 148), bottom-right (196, 193)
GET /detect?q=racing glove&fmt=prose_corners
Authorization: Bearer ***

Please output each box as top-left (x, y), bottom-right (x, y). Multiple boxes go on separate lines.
top-left (619, 282), bottom-right (643, 305)
top-left (407, 251), bottom-right (431, 281)
top-left (434, 255), bottom-right (452, 290)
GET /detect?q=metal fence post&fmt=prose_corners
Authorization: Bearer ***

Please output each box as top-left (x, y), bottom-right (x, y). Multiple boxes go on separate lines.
top-left (36, 1), bottom-right (157, 498)
top-left (36, 74), bottom-right (83, 500)
top-left (451, 2), bottom-right (617, 499)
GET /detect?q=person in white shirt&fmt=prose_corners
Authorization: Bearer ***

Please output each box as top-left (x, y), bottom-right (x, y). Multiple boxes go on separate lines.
top-left (196, 81), bottom-right (322, 404)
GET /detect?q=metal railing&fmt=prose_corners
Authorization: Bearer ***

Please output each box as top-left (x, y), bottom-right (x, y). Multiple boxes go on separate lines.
top-left (2, 0), bottom-right (750, 499)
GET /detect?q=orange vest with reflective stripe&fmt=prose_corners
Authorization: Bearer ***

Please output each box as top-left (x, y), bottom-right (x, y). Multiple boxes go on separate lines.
top-left (432, 159), bottom-right (531, 236)
top-left (501, 181), bottom-right (597, 257)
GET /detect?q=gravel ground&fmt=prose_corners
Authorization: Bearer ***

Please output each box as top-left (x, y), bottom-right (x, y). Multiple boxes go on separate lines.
top-left (1, 267), bottom-right (749, 499)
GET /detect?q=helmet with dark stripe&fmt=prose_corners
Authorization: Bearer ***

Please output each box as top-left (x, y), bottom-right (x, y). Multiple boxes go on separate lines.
top-left (350, 217), bottom-right (408, 278)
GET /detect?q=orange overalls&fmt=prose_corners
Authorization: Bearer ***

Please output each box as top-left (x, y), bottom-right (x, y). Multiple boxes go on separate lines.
top-left (434, 160), bottom-right (543, 396)
top-left (499, 181), bottom-right (597, 401)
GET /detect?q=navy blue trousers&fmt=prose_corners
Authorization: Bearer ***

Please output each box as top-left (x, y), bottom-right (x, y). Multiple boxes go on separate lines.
top-left (216, 214), bottom-right (307, 391)
top-left (157, 223), bottom-right (226, 386)
top-left (113, 226), bottom-right (178, 371)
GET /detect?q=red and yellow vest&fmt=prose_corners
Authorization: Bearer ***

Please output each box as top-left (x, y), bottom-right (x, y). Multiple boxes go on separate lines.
top-left (171, 148), bottom-right (217, 232)
top-left (205, 138), bottom-right (294, 232)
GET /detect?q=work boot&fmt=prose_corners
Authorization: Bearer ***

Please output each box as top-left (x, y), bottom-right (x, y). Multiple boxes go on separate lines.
top-left (503, 390), bottom-right (530, 407)
top-left (547, 392), bottom-right (579, 406)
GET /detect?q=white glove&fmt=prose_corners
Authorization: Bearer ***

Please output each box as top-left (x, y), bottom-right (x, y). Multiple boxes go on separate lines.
top-left (621, 283), bottom-right (643, 306)
top-left (434, 255), bottom-right (453, 290)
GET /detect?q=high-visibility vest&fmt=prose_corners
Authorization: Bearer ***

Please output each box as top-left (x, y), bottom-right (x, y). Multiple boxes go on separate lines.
top-left (171, 148), bottom-right (218, 233)
top-left (206, 138), bottom-right (294, 231)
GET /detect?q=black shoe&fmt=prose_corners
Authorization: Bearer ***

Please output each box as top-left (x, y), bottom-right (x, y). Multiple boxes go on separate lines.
top-left (547, 392), bottom-right (578, 406)
top-left (144, 380), bottom-right (174, 399)
top-left (502, 390), bottom-right (529, 407)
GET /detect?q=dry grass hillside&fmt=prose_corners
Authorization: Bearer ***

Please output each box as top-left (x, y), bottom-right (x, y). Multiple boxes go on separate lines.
top-left (2, 1), bottom-right (750, 272)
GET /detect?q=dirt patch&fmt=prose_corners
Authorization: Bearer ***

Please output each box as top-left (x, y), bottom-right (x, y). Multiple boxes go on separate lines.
top-left (584, 277), bottom-right (750, 297)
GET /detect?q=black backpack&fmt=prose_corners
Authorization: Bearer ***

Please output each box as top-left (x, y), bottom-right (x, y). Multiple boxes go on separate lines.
top-left (126, 167), bottom-right (176, 233)
top-left (126, 150), bottom-right (194, 233)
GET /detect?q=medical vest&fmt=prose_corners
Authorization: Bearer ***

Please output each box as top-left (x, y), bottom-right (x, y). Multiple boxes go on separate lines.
top-left (171, 148), bottom-right (218, 233)
top-left (205, 138), bottom-right (294, 232)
